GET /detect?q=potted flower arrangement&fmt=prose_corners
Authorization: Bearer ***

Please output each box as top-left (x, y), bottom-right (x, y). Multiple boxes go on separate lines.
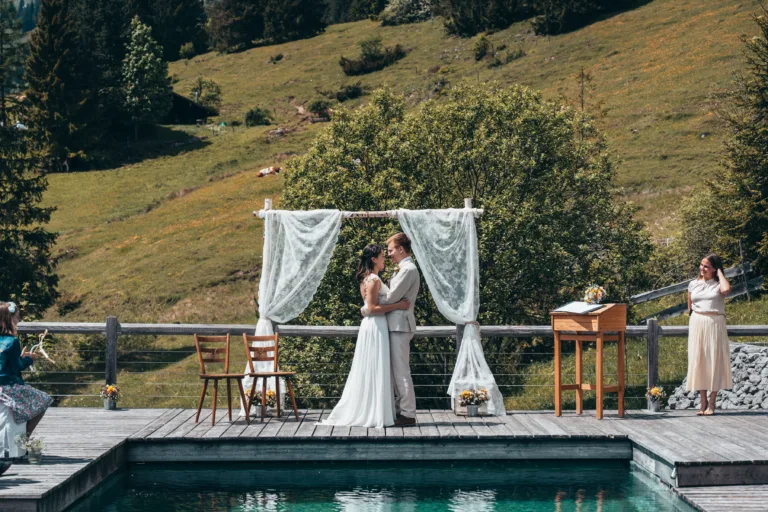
top-left (15, 434), bottom-right (44, 464)
top-left (458, 388), bottom-right (489, 417)
top-left (100, 384), bottom-right (120, 410)
top-left (253, 389), bottom-right (278, 413)
top-left (584, 284), bottom-right (607, 304)
top-left (646, 386), bottom-right (666, 413)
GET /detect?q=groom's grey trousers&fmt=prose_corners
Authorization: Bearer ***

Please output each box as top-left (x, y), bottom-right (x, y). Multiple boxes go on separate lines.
top-left (390, 331), bottom-right (416, 419)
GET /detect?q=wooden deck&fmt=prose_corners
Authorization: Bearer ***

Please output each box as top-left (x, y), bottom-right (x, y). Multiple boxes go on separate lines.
top-left (3, 408), bottom-right (768, 511)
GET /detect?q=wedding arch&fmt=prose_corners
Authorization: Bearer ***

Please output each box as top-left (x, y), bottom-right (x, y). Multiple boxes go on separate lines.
top-left (242, 198), bottom-right (506, 417)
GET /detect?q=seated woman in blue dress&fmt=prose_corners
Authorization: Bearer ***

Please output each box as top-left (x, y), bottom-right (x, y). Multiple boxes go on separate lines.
top-left (0, 301), bottom-right (52, 440)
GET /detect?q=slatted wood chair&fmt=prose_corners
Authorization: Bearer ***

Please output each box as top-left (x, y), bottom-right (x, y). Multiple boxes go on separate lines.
top-left (243, 333), bottom-right (299, 421)
top-left (194, 334), bottom-right (250, 425)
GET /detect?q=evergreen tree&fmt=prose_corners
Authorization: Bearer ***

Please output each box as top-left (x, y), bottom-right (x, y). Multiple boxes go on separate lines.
top-left (0, 1), bottom-right (26, 127)
top-left (0, 118), bottom-right (59, 318)
top-left (325, 0), bottom-right (386, 24)
top-left (24, 0), bottom-right (91, 169)
top-left (263, 0), bottom-right (327, 43)
top-left (127, 0), bottom-right (207, 61)
top-left (71, 0), bottom-right (132, 137)
top-left (17, 0), bottom-right (40, 32)
top-left (205, 0), bottom-right (263, 53)
top-left (122, 16), bottom-right (172, 141)
top-left (698, 11), bottom-right (768, 274)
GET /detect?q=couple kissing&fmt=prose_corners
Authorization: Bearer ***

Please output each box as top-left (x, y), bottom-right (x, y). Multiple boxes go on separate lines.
top-left (320, 233), bottom-right (420, 428)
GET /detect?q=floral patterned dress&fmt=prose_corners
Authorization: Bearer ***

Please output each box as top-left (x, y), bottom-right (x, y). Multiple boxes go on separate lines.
top-left (0, 335), bottom-right (52, 423)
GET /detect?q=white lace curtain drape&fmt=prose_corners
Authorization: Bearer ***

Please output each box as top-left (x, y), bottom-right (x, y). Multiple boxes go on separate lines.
top-left (241, 209), bottom-right (342, 414)
top-left (398, 208), bottom-right (505, 416)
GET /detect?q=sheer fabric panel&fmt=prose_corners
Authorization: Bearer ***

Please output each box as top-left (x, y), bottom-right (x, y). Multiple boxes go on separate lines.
top-left (242, 210), bottom-right (342, 415)
top-left (398, 209), bottom-right (505, 416)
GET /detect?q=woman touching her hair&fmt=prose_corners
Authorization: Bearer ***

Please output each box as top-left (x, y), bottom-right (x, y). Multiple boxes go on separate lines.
top-left (686, 254), bottom-right (732, 416)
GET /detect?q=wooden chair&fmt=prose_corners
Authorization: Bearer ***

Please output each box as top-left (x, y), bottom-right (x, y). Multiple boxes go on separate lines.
top-left (194, 334), bottom-right (250, 426)
top-left (243, 334), bottom-right (299, 421)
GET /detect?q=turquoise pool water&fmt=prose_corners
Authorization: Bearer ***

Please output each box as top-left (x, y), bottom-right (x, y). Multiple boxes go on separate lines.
top-left (66, 461), bottom-right (694, 511)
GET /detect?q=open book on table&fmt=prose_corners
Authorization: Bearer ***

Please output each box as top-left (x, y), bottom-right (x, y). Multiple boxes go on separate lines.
top-left (553, 301), bottom-right (605, 314)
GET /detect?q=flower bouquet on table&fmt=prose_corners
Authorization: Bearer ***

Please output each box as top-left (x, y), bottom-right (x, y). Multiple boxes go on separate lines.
top-left (100, 385), bottom-right (120, 410)
top-left (15, 434), bottom-right (44, 464)
top-left (584, 284), bottom-right (607, 305)
top-left (457, 388), bottom-right (489, 417)
top-left (645, 386), bottom-right (666, 413)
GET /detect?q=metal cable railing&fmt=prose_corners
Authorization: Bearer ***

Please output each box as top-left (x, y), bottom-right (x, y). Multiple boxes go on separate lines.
top-left (16, 319), bottom-right (768, 409)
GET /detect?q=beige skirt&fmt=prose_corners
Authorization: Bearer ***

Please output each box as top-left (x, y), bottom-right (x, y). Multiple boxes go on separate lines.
top-left (686, 312), bottom-right (732, 391)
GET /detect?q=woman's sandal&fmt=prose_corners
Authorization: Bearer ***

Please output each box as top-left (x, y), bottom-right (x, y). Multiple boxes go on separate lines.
top-left (697, 409), bottom-right (706, 416)
top-left (703, 408), bottom-right (715, 416)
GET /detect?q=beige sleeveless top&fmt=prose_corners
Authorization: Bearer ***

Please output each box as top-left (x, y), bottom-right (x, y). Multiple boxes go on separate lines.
top-left (688, 278), bottom-right (725, 315)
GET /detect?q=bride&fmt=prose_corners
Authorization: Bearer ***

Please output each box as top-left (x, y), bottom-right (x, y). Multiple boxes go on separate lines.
top-left (321, 243), bottom-right (410, 428)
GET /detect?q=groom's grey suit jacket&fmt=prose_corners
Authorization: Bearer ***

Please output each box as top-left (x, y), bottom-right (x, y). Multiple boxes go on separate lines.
top-left (380, 257), bottom-right (420, 333)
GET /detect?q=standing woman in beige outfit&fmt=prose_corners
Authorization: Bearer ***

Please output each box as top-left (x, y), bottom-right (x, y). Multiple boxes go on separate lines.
top-left (686, 253), bottom-right (732, 416)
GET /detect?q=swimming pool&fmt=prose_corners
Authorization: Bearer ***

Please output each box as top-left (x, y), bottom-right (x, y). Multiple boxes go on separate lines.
top-left (66, 460), bottom-right (695, 511)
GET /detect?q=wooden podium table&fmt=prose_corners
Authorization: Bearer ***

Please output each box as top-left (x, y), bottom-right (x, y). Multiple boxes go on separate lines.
top-left (550, 303), bottom-right (627, 420)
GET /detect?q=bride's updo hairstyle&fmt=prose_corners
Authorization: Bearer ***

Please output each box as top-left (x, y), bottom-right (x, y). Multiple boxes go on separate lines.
top-left (356, 244), bottom-right (384, 282)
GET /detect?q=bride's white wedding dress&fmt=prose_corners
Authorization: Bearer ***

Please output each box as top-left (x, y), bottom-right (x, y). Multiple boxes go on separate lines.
top-left (321, 274), bottom-right (395, 428)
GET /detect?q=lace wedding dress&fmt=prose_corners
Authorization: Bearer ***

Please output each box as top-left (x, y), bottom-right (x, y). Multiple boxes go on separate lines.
top-left (321, 274), bottom-right (396, 428)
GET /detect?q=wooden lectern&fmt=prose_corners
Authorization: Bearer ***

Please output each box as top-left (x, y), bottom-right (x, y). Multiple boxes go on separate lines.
top-left (550, 303), bottom-right (627, 420)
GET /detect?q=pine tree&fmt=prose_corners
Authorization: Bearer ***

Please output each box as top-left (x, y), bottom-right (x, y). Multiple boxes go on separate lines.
top-left (263, 0), bottom-right (327, 43)
top-left (0, 117), bottom-right (59, 318)
top-left (122, 16), bottom-right (172, 141)
top-left (127, 0), bottom-right (207, 61)
top-left (205, 0), bottom-right (263, 54)
top-left (24, 0), bottom-right (90, 169)
top-left (71, 0), bottom-right (131, 136)
top-left (0, 1), bottom-right (26, 127)
top-left (706, 11), bottom-right (768, 274)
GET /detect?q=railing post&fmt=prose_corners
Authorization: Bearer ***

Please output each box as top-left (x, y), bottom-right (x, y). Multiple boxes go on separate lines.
top-left (646, 318), bottom-right (659, 408)
top-left (105, 316), bottom-right (118, 385)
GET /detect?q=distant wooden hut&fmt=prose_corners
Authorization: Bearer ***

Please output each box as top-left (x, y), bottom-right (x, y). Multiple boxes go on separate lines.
top-left (164, 93), bottom-right (218, 124)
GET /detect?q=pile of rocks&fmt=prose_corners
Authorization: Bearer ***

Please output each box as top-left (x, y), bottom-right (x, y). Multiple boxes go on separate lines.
top-left (667, 343), bottom-right (768, 410)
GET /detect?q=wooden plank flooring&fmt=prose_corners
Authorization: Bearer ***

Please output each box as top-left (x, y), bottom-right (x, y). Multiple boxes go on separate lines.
top-left (4, 408), bottom-right (768, 512)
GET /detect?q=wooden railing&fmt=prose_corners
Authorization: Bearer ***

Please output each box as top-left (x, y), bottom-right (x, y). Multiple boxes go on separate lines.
top-left (16, 319), bottom-right (768, 393)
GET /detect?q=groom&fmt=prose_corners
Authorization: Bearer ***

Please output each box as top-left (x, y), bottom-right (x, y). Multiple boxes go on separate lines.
top-left (362, 232), bottom-right (420, 426)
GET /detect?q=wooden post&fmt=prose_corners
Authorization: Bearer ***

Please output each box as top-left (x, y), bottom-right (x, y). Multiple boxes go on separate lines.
top-left (647, 318), bottom-right (659, 410)
top-left (554, 331), bottom-right (562, 417)
top-left (105, 316), bottom-right (118, 385)
top-left (264, 198), bottom-right (273, 210)
top-left (575, 340), bottom-right (583, 415)
top-left (464, 198), bottom-right (473, 209)
top-left (595, 333), bottom-right (604, 420)
top-left (617, 330), bottom-right (625, 418)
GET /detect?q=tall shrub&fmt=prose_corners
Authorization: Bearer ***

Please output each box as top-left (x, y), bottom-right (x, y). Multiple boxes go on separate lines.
top-left (280, 85), bottom-right (652, 404)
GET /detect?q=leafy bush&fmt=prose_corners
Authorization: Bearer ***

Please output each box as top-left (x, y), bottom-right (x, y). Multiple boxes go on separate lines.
top-left (244, 106), bottom-right (272, 126)
top-left (189, 77), bottom-right (223, 109)
top-left (379, 0), bottom-right (433, 26)
top-left (280, 86), bottom-right (653, 404)
top-left (179, 42), bottom-right (196, 60)
top-left (505, 45), bottom-right (526, 62)
top-left (339, 36), bottom-right (407, 76)
top-left (473, 35), bottom-right (492, 61)
top-left (319, 81), bottom-right (366, 102)
top-left (308, 99), bottom-right (333, 118)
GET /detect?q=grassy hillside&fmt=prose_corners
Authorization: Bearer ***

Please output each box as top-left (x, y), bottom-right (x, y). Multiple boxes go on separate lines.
top-left (169, 0), bottom-right (760, 236)
top-left (37, 0), bottom-right (767, 406)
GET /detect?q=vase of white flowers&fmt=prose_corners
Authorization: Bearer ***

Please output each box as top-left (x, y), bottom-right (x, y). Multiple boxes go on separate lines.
top-left (15, 434), bottom-right (44, 464)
